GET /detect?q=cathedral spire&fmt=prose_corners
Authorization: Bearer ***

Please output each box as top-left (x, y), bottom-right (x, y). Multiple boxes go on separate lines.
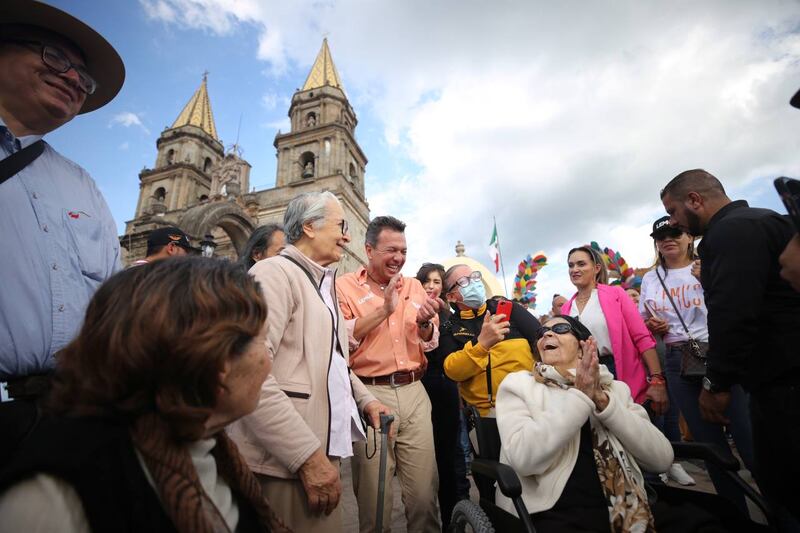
top-left (302, 38), bottom-right (344, 92)
top-left (171, 72), bottom-right (218, 140)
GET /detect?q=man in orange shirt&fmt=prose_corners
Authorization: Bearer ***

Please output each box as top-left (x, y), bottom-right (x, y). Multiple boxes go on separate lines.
top-left (337, 215), bottom-right (443, 533)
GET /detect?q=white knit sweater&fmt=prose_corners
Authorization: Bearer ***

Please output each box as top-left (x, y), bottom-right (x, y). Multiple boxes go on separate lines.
top-left (495, 370), bottom-right (673, 516)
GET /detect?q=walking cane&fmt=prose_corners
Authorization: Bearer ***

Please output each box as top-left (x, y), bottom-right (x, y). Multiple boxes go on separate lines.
top-left (375, 413), bottom-right (394, 533)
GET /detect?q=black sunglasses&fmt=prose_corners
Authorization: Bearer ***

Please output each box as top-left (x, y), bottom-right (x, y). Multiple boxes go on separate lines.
top-left (654, 228), bottom-right (684, 241)
top-left (536, 322), bottom-right (574, 339)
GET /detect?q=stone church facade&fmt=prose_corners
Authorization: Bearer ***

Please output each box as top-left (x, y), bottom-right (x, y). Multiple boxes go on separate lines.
top-left (120, 39), bottom-right (370, 273)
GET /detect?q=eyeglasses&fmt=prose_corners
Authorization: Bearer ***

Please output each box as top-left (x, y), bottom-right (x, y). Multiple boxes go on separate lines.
top-left (11, 40), bottom-right (97, 95)
top-left (447, 271), bottom-right (482, 292)
top-left (536, 322), bottom-right (574, 339)
top-left (654, 228), bottom-right (684, 241)
top-left (339, 219), bottom-right (349, 236)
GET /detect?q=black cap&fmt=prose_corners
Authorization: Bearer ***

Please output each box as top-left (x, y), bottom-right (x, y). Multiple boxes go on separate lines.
top-left (649, 216), bottom-right (673, 237)
top-left (147, 227), bottom-right (197, 253)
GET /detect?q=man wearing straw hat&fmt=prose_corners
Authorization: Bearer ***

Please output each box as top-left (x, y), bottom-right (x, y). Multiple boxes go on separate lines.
top-left (0, 0), bottom-right (125, 461)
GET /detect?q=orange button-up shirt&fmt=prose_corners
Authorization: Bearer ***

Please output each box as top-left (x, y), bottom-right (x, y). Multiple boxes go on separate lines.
top-left (336, 267), bottom-right (439, 377)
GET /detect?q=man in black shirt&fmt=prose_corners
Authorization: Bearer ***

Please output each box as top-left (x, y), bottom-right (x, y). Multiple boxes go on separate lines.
top-left (661, 169), bottom-right (800, 528)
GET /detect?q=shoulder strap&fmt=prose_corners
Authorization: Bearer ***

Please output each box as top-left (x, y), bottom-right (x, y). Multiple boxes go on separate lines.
top-left (279, 255), bottom-right (345, 358)
top-left (280, 255), bottom-right (322, 295)
top-left (654, 268), bottom-right (692, 338)
top-left (0, 140), bottom-right (45, 185)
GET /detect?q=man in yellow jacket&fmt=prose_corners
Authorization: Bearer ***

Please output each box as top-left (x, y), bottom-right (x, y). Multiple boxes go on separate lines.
top-left (442, 264), bottom-right (541, 415)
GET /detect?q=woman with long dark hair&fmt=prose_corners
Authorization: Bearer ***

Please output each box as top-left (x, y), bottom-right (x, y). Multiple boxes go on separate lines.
top-left (239, 224), bottom-right (285, 270)
top-left (0, 258), bottom-right (288, 532)
top-left (561, 246), bottom-right (668, 416)
top-left (639, 216), bottom-right (754, 513)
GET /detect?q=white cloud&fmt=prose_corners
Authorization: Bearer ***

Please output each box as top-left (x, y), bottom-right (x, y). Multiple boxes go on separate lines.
top-left (142, 0), bottom-right (800, 302)
top-left (260, 91), bottom-right (279, 110)
top-left (119, 141), bottom-right (130, 151)
top-left (109, 112), bottom-right (150, 135)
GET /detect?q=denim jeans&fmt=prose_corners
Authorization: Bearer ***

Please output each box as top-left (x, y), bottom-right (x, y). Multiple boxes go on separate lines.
top-left (664, 344), bottom-right (755, 515)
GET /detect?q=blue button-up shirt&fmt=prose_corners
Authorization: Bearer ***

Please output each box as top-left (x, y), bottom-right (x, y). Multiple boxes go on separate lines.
top-left (0, 119), bottom-right (121, 380)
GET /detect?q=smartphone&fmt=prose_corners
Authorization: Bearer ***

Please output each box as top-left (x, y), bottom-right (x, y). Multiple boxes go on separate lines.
top-left (643, 299), bottom-right (661, 320)
top-left (495, 299), bottom-right (513, 321)
top-left (774, 177), bottom-right (800, 232)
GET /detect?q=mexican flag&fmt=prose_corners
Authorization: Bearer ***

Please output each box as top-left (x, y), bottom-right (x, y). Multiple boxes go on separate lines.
top-left (488, 223), bottom-right (500, 273)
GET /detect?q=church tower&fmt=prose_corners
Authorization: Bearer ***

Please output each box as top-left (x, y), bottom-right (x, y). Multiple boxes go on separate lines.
top-left (123, 75), bottom-right (241, 262)
top-left (274, 38), bottom-right (367, 198)
top-left (121, 41), bottom-right (369, 271)
top-left (132, 74), bottom-right (224, 218)
top-left (268, 39), bottom-right (369, 271)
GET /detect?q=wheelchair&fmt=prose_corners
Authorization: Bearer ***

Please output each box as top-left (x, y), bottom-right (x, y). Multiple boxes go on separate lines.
top-left (449, 406), bottom-right (774, 532)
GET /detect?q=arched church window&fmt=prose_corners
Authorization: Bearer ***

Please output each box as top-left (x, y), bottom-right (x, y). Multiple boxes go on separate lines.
top-left (324, 138), bottom-right (331, 155)
top-left (349, 163), bottom-right (357, 184)
top-left (166, 149), bottom-right (175, 165)
top-left (199, 194), bottom-right (209, 202)
top-left (306, 112), bottom-right (317, 128)
top-left (203, 157), bottom-right (213, 173)
top-left (154, 187), bottom-right (166, 202)
top-left (300, 151), bottom-right (315, 179)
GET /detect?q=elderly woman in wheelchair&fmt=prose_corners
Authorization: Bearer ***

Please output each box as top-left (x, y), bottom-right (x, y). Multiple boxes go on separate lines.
top-left (496, 314), bottom-right (671, 531)
top-left (480, 315), bottom-right (760, 533)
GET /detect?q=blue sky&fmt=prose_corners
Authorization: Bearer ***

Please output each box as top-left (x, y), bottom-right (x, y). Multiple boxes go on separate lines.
top-left (45, 1), bottom-right (800, 308)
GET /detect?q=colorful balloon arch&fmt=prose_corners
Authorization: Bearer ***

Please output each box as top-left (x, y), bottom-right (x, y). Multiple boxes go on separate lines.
top-left (588, 241), bottom-right (640, 289)
top-left (513, 253), bottom-right (547, 308)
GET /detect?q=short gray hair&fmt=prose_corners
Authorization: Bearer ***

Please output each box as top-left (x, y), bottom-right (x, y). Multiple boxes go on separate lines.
top-left (283, 191), bottom-right (339, 244)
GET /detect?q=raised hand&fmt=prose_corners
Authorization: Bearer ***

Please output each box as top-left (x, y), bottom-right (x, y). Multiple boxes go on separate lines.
top-left (382, 273), bottom-right (402, 315)
top-left (575, 337), bottom-right (608, 411)
top-left (477, 312), bottom-right (510, 350)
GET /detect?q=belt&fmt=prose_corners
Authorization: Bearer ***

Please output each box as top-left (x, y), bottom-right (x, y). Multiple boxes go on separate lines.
top-left (6, 373), bottom-right (53, 400)
top-left (358, 369), bottom-right (425, 388)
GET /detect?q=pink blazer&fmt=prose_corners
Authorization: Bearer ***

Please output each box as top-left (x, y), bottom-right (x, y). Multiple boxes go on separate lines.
top-left (562, 284), bottom-right (656, 404)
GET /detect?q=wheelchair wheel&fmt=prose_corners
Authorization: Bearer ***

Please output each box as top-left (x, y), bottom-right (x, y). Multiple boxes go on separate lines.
top-left (449, 499), bottom-right (495, 533)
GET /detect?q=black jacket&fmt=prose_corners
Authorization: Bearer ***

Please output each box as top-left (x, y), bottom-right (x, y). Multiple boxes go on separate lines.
top-left (698, 200), bottom-right (800, 391)
top-left (439, 299), bottom-right (542, 367)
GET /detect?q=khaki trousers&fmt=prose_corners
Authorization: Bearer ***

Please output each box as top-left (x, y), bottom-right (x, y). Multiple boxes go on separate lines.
top-left (257, 459), bottom-right (343, 533)
top-left (351, 380), bottom-right (440, 533)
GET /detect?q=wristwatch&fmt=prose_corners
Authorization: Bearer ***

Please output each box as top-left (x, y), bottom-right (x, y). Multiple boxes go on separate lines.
top-left (702, 376), bottom-right (729, 393)
top-left (417, 320), bottom-right (432, 329)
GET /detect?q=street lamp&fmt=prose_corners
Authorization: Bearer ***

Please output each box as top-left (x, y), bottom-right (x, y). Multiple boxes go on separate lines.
top-left (200, 233), bottom-right (217, 258)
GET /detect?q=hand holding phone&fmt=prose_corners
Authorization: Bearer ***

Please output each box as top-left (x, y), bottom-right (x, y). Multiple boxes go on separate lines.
top-left (495, 299), bottom-right (513, 321)
top-left (643, 300), bottom-right (661, 319)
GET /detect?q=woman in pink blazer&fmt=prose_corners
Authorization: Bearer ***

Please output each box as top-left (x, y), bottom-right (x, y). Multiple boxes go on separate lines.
top-left (561, 246), bottom-right (668, 415)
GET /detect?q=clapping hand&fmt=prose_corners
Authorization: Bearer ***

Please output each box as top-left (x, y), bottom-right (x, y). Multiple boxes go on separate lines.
top-left (382, 273), bottom-right (403, 315)
top-left (575, 337), bottom-right (609, 411)
top-left (416, 296), bottom-right (443, 324)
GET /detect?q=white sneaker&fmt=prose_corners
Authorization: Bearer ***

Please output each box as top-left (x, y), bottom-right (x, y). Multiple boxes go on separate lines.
top-left (668, 463), bottom-right (696, 486)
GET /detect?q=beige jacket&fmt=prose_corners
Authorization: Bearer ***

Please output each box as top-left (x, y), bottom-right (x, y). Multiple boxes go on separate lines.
top-left (227, 245), bottom-right (377, 478)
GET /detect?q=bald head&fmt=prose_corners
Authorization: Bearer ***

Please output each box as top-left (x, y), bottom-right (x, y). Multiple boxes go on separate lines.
top-left (660, 169), bottom-right (728, 202)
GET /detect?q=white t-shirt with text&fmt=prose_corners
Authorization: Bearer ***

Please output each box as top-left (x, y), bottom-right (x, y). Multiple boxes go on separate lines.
top-left (638, 265), bottom-right (708, 344)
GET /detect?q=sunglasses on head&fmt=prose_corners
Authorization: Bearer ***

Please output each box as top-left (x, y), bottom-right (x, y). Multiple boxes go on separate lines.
top-left (654, 228), bottom-right (684, 241)
top-left (536, 322), bottom-right (574, 339)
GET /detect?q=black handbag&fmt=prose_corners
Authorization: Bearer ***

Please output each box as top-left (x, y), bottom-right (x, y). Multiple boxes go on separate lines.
top-left (655, 268), bottom-right (707, 382)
